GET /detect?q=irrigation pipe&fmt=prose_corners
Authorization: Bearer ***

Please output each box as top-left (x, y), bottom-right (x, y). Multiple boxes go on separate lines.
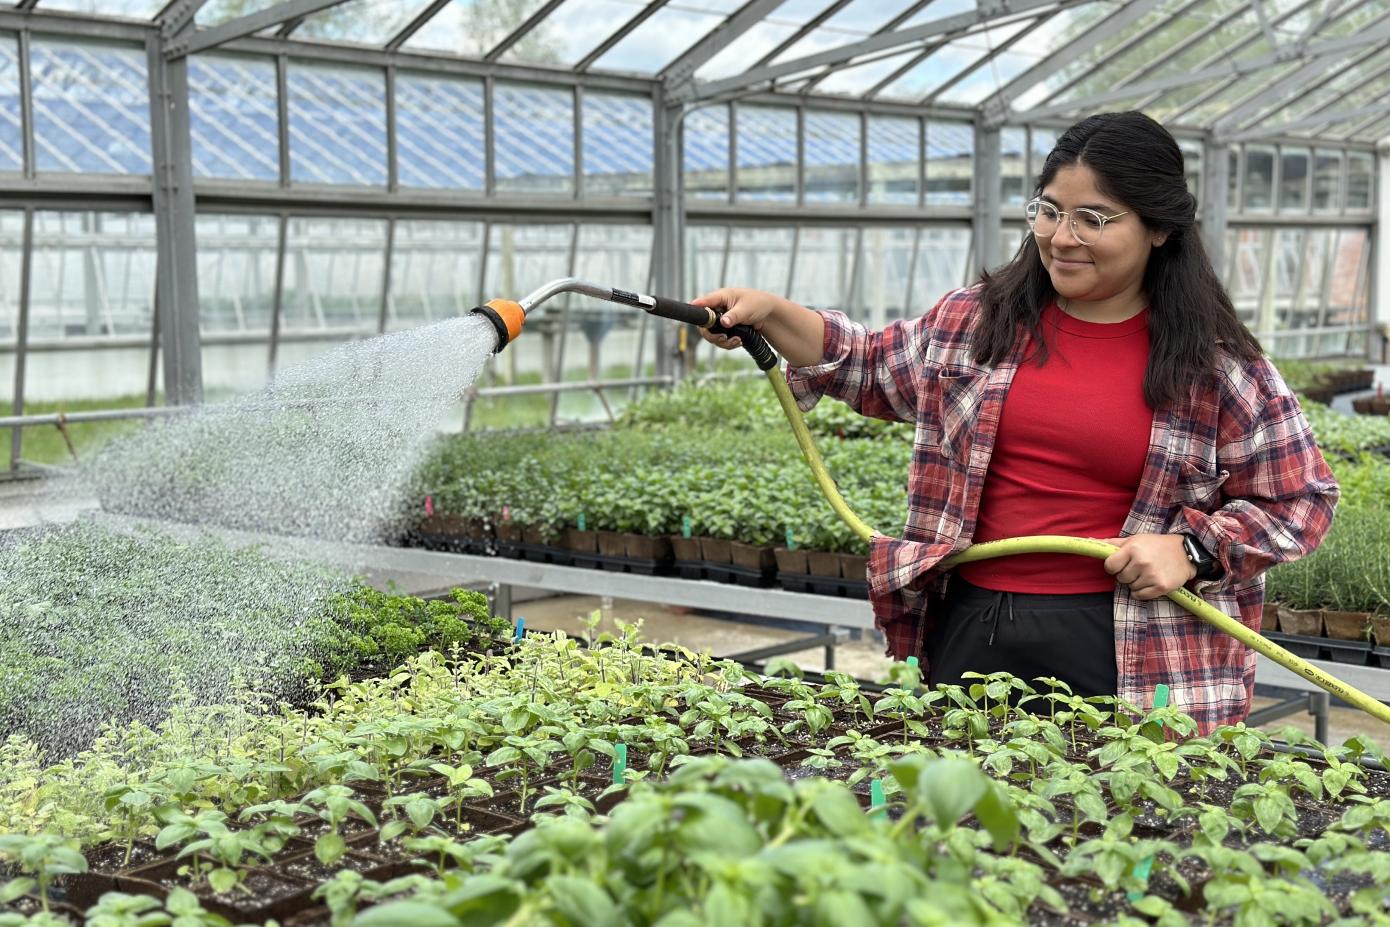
top-left (764, 366), bottom-right (1390, 728)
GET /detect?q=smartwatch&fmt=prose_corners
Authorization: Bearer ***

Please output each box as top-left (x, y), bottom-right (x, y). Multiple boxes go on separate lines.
top-left (1181, 533), bottom-right (1222, 582)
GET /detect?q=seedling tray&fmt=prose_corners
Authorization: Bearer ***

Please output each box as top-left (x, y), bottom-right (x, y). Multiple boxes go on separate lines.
top-left (1323, 639), bottom-right (1373, 665)
top-left (1263, 630), bottom-right (1328, 660)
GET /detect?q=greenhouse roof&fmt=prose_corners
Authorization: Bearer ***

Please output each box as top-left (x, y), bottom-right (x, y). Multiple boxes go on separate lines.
top-left (10, 0), bottom-right (1390, 143)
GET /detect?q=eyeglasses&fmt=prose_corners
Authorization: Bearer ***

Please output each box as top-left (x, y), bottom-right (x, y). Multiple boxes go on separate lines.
top-left (1025, 198), bottom-right (1129, 246)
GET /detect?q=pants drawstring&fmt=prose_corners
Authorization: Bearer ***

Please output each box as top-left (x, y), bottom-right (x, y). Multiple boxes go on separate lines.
top-left (982, 589), bottom-right (1015, 647)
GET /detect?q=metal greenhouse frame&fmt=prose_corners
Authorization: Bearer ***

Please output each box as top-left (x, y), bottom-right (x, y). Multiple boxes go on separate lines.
top-left (0, 0), bottom-right (1384, 471)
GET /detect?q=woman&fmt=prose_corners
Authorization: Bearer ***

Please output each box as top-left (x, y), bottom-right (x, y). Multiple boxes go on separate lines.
top-left (696, 111), bottom-right (1338, 733)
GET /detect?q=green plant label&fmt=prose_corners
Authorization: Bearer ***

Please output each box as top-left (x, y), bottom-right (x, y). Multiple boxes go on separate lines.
top-left (578, 513), bottom-right (586, 531)
top-left (682, 516), bottom-right (692, 539)
top-left (785, 529), bottom-right (796, 551)
top-left (870, 779), bottom-right (886, 817)
top-left (613, 743), bottom-right (628, 785)
top-left (906, 656), bottom-right (919, 668)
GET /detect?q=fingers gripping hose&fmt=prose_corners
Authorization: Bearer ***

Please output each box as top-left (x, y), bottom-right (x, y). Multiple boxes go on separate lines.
top-left (762, 370), bottom-right (1390, 728)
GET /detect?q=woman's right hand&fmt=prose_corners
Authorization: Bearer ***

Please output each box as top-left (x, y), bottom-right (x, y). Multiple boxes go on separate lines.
top-left (691, 288), bottom-right (786, 351)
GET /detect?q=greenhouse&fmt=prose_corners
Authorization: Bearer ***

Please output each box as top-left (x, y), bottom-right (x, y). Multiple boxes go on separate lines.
top-left (4, 0), bottom-right (1390, 924)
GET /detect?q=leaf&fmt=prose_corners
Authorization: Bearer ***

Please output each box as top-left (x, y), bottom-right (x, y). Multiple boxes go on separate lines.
top-left (546, 875), bottom-right (622, 927)
top-left (207, 867), bottom-right (238, 895)
top-left (1253, 795), bottom-right (1284, 834)
top-left (315, 832), bottom-right (347, 865)
top-left (354, 902), bottom-right (460, 927)
top-left (972, 783), bottom-right (1020, 852)
top-left (813, 889), bottom-right (875, 927)
top-left (809, 787), bottom-right (871, 838)
top-left (917, 759), bottom-right (987, 830)
top-left (0, 878), bottom-right (34, 903)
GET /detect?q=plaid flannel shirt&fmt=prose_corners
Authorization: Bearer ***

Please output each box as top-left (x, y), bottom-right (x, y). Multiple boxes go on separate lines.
top-left (786, 285), bottom-right (1339, 733)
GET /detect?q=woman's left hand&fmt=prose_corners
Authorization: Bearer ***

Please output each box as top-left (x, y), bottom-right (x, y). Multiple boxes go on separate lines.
top-left (1097, 534), bottom-right (1197, 600)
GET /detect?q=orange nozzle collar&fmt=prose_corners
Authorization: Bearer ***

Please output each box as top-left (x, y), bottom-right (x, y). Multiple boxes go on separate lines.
top-left (471, 298), bottom-right (527, 352)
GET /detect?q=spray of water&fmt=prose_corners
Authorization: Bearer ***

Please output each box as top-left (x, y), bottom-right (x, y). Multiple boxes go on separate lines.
top-left (1, 315), bottom-right (500, 756)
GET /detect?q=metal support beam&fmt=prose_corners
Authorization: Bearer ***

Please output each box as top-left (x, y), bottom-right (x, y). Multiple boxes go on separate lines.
top-left (386, 0), bottom-right (450, 51)
top-left (484, 0), bottom-right (567, 61)
top-left (8, 209), bottom-right (32, 471)
top-left (676, 0), bottom-right (1060, 103)
top-left (1015, 20), bottom-right (1390, 123)
top-left (1220, 100), bottom-right (1390, 143)
top-left (652, 88), bottom-right (683, 379)
top-left (973, 120), bottom-right (1001, 275)
top-left (979, 0), bottom-right (1164, 128)
top-left (147, 30), bottom-right (203, 405)
top-left (1201, 138), bottom-right (1230, 278)
top-left (165, 0), bottom-right (353, 58)
top-left (576, 0), bottom-right (677, 71)
top-left (661, 0), bottom-right (786, 88)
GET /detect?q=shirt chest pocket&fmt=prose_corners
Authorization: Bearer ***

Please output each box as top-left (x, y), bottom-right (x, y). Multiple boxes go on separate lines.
top-left (933, 365), bottom-right (988, 463)
top-left (1175, 458), bottom-right (1230, 510)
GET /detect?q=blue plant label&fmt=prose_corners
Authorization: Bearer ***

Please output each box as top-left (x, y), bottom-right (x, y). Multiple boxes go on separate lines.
top-left (578, 513), bottom-right (586, 531)
top-left (514, 617), bottom-right (525, 642)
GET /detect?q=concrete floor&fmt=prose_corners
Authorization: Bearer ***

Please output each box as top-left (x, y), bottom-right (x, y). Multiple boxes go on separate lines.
top-left (514, 592), bottom-right (1390, 748)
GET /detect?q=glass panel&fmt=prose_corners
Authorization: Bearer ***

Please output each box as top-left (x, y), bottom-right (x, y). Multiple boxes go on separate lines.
top-left (590, 6), bottom-right (728, 75)
top-left (582, 92), bottom-right (652, 197)
top-left (1028, 127), bottom-right (1056, 186)
top-left (0, 36), bottom-right (21, 173)
top-left (396, 73), bottom-right (485, 190)
top-left (287, 63), bottom-right (387, 186)
top-left (281, 218), bottom-right (388, 332)
top-left (910, 225), bottom-right (971, 307)
top-left (789, 227), bottom-right (857, 310)
top-left (1345, 152), bottom-right (1373, 211)
top-left (198, 0), bottom-right (285, 27)
top-left (815, 50), bottom-right (922, 96)
top-left (293, 0), bottom-right (439, 44)
top-left (925, 118), bottom-right (971, 206)
top-left (387, 220), bottom-right (485, 331)
top-left (773, 0), bottom-right (932, 65)
top-left (197, 213), bottom-right (279, 335)
top-left (696, 20), bottom-right (802, 81)
top-left (684, 104), bottom-right (728, 201)
top-left (1224, 227), bottom-right (1263, 328)
top-left (1000, 126), bottom-right (1026, 208)
top-left (1179, 139), bottom-right (1201, 205)
top-left (735, 104), bottom-right (796, 202)
top-left (484, 224), bottom-right (572, 302)
top-left (189, 55), bottom-right (279, 182)
top-left (725, 227), bottom-right (793, 292)
top-left (867, 114), bottom-right (918, 206)
top-left (39, 0), bottom-right (165, 17)
top-left (1278, 147), bottom-right (1308, 213)
top-left (685, 225), bottom-right (727, 296)
top-left (938, 48), bottom-right (1038, 106)
top-left (494, 83), bottom-right (574, 195)
top-left (404, 0), bottom-right (565, 60)
top-left (1242, 145), bottom-right (1274, 213)
top-left (554, 223), bottom-right (653, 419)
top-left (505, 0), bottom-right (645, 66)
top-left (803, 110), bottom-right (858, 204)
top-left (31, 41), bottom-right (150, 175)
top-left (857, 227), bottom-right (914, 325)
top-left (878, 19), bottom-right (1033, 101)
top-left (1313, 149), bottom-right (1342, 212)
top-left (28, 211), bottom-right (155, 339)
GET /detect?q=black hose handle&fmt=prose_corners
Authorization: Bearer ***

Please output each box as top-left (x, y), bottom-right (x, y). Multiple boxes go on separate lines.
top-left (715, 319), bottom-right (779, 371)
top-left (625, 289), bottom-right (780, 371)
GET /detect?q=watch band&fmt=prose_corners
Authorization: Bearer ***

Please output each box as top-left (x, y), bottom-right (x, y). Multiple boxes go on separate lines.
top-left (1182, 533), bottom-right (1221, 581)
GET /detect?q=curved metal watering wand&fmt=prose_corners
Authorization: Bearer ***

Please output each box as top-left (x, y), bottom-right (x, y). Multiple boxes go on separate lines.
top-left (471, 278), bottom-right (1390, 728)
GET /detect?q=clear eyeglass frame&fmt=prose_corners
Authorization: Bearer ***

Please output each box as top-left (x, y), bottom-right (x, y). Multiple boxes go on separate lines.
top-left (1024, 197), bottom-right (1129, 246)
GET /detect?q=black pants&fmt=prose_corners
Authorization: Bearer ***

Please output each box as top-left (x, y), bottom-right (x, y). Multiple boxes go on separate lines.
top-left (925, 576), bottom-right (1118, 698)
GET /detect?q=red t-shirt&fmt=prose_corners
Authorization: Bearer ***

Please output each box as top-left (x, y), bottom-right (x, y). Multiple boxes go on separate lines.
top-left (958, 301), bottom-right (1152, 593)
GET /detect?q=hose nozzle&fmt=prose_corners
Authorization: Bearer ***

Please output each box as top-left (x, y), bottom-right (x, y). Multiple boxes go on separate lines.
top-left (470, 298), bottom-right (526, 353)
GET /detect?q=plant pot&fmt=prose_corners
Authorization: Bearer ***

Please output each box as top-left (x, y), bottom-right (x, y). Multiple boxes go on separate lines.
top-left (699, 537), bottom-right (732, 564)
top-left (774, 547), bottom-right (809, 574)
top-left (1322, 609), bottom-right (1372, 642)
top-left (837, 553), bottom-right (869, 583)
top-left (625, 534), bottom-right (672, 562)
top-left (1352, 396), bottom-right (1390, 416)
top-left (597, 530), bottom-right (627, 557)
top-left (522, 524), bottom-right (552, 546)
top-left (1260, 603), bottom-right (1279, 632)
top-left (806, 550), bottom-right (842, 578)
top-left (565, 528), bottom-right (598, 553)
top-left (1371, 614), bottom-right (1390, 648)
top-left (730, 541), bottom-right (776, 573)
top-left (671, 536), bottom-right (701, 562)
top-left (496, 521), bottom-right (523, 542)
top-left (1277, 606), bottom-right (1324, 638)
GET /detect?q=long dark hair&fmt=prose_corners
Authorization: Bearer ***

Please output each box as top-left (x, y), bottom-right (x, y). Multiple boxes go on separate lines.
top-left (975, 111), bottom-right (1262, 410)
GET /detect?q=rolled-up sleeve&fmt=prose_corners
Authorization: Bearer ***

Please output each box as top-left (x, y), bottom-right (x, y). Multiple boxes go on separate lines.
top-left (784, 302), bottom-right (941, 424)
top-left (1181, 366), bottom-right (1340, 591)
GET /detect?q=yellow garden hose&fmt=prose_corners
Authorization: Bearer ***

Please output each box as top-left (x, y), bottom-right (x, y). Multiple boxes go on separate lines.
top-left (765, 367), bottom-right (1390, 728)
